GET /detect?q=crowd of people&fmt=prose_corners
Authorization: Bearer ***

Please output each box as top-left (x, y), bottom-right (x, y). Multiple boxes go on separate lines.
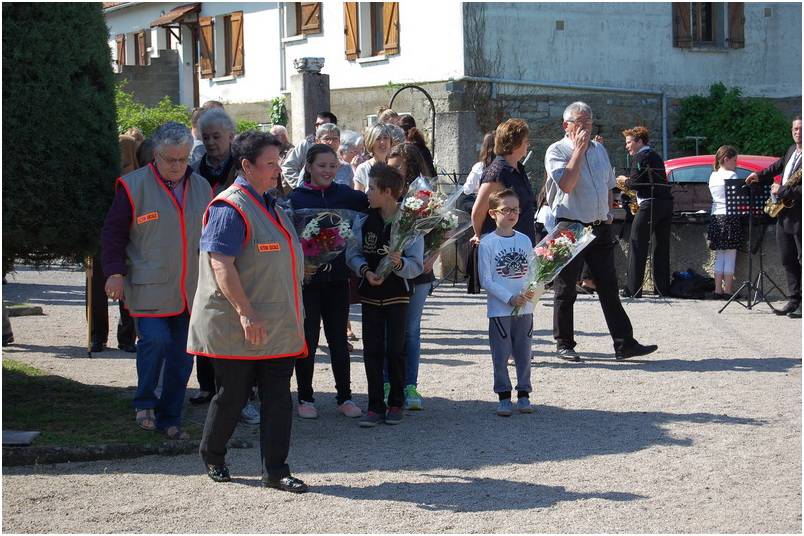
top-left (93, 99), bottom-right (801, 492)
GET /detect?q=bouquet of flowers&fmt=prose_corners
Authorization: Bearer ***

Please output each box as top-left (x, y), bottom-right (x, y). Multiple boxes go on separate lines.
top-left (291, 209), bottom-right (367, 283)
top-left (422, 209), bottom-right (472, 267)
top-left (374, 176), bottom-right (458, 279)
top-left (512, 222), bottom-right (596, 316)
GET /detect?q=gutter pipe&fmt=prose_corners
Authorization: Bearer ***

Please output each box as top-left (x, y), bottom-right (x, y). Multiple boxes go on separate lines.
top-left (456, 75), bottom-right (669, 159)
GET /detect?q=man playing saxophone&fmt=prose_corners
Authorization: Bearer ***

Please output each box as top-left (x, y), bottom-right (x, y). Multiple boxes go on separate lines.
top-left (746, 115), bottom-right (802, 318)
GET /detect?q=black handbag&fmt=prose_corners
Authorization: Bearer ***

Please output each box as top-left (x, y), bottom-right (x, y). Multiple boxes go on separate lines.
top-left (466, 243), bottom-right (482, 294)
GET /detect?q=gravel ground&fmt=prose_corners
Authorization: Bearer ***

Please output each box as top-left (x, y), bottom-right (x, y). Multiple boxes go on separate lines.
top-left (1, 265), bottom-right (801, 534)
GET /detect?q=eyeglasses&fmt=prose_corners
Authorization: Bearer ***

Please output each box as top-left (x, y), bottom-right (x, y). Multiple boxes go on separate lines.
top-left (494, 208), bottom-right (522, 215)
top-left (568, 118), bottom-right (593, 126)
top-left (319, 136), bottom-right (339, 143)
top-left (157, 152), bottom-right (190, 166)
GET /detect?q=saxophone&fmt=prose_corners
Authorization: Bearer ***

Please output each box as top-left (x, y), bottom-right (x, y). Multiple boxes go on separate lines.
top-left (764, 167), bottom-right (801, 217)
top-left (616, 183), bottom-right (639, 215)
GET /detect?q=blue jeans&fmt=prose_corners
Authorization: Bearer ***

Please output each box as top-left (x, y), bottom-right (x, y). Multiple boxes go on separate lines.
top-left (134, 311), bottom-right (194, 430)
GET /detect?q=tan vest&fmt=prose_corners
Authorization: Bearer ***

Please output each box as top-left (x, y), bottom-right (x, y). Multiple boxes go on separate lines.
top-left (118, 164), bottom-right (212, 316)
top-left (187, 184), bottom-right (307, 359)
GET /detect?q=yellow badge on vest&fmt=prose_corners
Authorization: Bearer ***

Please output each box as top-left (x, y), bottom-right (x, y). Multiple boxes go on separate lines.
top-left (258, 243), bottom-right (281, 252)
top-left (137, 212), bottom-right (159, 224)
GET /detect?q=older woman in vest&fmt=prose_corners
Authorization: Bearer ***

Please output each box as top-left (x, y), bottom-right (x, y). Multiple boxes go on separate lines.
top-left (101, 122), bottom-right (212, 440)
top-left (188, 131), bottom-right (309, 493)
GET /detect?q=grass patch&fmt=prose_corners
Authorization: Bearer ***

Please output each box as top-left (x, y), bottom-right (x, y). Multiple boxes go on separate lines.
top-left (2, 359), bottom-right (201, 446)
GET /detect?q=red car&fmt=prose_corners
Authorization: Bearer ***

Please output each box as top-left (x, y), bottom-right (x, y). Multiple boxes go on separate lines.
top-left (664, 154), bottom-right (780, 214)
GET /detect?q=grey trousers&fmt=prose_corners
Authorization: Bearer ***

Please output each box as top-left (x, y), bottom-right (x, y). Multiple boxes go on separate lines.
top-left (488, 314), bottom-right (533, 396)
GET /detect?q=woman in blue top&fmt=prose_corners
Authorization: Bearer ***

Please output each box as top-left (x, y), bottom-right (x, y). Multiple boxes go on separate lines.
top-left (288, 144), bottom-right (369, 419)
top-left (470, 118), bottom-right (536, 246)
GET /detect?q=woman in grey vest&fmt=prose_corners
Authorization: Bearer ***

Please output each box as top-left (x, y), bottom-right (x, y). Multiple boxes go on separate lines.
top-left (188, 130), bottom-right (309, 493)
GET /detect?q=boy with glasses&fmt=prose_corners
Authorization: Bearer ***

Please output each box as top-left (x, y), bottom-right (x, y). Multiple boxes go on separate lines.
top-left (478, 188), bottom-right (536, 416)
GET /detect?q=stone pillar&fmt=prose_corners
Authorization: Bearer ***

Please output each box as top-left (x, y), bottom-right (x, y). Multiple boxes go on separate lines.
top-left (434, 110), bottom-right (479, 177)
top-left (433, 110), bottom-right (479, 281)
top-left (289, 57), bottom-right (329, 145)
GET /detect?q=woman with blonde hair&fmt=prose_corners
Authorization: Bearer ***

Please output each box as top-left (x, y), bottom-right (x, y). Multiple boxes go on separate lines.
top-left (353, 123), bottom-right (393, 192)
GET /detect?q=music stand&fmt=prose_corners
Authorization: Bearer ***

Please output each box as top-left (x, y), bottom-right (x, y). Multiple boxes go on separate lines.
top-left (719, 179), bottom-right (776, 313)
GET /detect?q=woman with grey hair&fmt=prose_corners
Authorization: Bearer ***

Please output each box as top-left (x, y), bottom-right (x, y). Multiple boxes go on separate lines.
top-left (336, 130), bottom-right (365, 189)
top-left (101, 122), bottom-right (213, 439)
top-left (191, 108), bottom-right (238, 195)
top-left (352, 123), bottom-right (393, 192)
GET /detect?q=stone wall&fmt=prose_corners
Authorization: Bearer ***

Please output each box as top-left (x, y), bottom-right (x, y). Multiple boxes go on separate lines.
top-left (114, 50), bottom-right (180, 107)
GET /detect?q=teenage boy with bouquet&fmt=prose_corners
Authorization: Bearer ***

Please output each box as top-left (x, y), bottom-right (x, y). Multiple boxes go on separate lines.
top-left (346, 163), bottom-right (424, 427)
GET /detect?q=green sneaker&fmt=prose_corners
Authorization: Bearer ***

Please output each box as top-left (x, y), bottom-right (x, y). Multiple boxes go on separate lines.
top-left (383, 382), bottom-right (390, 403)
top-left (404, 384), bottom-right (422, 410)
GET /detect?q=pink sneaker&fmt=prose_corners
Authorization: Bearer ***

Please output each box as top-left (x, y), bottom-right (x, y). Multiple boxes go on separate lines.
top-left (298, 401), bottom-right (318, 419)
top-left (338, 400), bottom-right (363, 418)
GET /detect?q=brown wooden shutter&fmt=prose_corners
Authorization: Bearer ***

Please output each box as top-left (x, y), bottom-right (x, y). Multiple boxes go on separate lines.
top-left (728, 2), bottom-right (745, 49)
top-left (300, 2), bottom-right (322, 34)
top-left (382, 2), bottom-right (400, 55)
top-left (199, 16), bottom-right (215, 79)
top-left (673, 2), bottom-right (692, 48)
top-left (116, 34), bottom-right (126, 68)
top-left (136, 30), bottom-right (147, 66)
top-left (344, 3), bottom-right (358, 60)
top-left (230, 11), bottom-right (245, 75)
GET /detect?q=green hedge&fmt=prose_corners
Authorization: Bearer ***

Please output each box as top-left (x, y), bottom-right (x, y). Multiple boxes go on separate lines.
top-left (2, 2), bottom-right (119, 268)
top-left (675, 83), bottom-right (791, 157)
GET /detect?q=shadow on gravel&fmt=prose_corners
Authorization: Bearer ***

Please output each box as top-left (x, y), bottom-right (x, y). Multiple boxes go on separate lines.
top-left (315, 477), bottom-right (645, 511)
top-left (3, 282), bottom-right (85, 307)
top-left (2, 345), bottom-right (136, 360)
top-left (532, 355), bottom-right (801, 373)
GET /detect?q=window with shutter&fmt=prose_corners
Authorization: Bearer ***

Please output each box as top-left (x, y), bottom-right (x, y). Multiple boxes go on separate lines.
top-left (116, 34), bottom-right (126, 70)
top-left (673, 3), bottom-right (743, 49)
top-left (225, 11), bottom-right (245, 76)
top-left (382, 2), bottom-right (399, 55)
top-left (344, 3), bottom-right (359, 60)
top-left (300, 2), bottom-right (322, 34)
top-left (135, 30), bottom-right (147, 66)
top-left (727, 3), bottom-right (744, 49)
top-left (199, 16), bottom-right (215, 79)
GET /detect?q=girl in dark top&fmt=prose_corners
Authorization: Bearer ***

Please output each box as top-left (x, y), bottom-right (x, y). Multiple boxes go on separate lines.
top-left (400, 114), bottom-right (437, 178)
top-left (288, 144), bottom-right (369, 420)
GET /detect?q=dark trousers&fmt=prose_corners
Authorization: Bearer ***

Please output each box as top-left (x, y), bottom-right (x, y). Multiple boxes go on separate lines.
top-left (195, 356), bottom-right (216, 393)
top-left (625, 198), bottom-right (674, 295)
top-left (362, 302), bottom-right (407, 413)
top-left (295, 280), bottom-right (352, 405)
top-left (87, 254), bottom-right (135, 345)
top-left (200, 356), bottom-right (296, 482)
top-left (553, 223), bottom-right (634, 352)
top-left (777, 221), bottom-right (802, 304)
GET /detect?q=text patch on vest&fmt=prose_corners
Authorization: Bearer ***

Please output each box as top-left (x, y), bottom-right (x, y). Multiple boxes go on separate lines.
top-left (258, 243), bottom-right (281, 252)
top-left (136, 212), bottom-right (159, 224)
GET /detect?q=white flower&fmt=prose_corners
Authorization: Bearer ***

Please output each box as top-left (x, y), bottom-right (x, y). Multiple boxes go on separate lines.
top-left (405, 197), bottom-right (424, 211)
top-left (338, 220), bottom-right (354, 239)
top-left (301, 220), bottom-right (319, 240)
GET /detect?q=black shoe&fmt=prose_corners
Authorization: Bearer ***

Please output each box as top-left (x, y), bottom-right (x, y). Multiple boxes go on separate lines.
top-left (615, 343), bottom-right (658, 360)
top-left (620, 288), bottom-right (642, 299)
top-left (788, 305), bottom-right (802, 319)
top-left (775, 302), bottom-right (799, 315)
top-left (2, 334), bottom-right (14, 346)
top-left (556, 348), bottom-right (581, 362)
top-left (117, 342), bottom-right (137, 353)
top-left (90, 341), bottom-right (104, 353)
top-left (207, 464), bottom-right (231, 483)
top-left (190, 392), bottom-right (214, 405)
top-left (262, 476), bottom-right (309, 493)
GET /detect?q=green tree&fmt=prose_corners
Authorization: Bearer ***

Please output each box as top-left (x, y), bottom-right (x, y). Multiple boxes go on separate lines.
top-left (676, 83), bottom-right (790, 156)
top-left (3, 3), bottom-right (119, 270)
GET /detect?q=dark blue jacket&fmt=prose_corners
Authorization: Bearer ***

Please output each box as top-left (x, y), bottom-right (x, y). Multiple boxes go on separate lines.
top-left (288, 182), bottom-right (369, 283)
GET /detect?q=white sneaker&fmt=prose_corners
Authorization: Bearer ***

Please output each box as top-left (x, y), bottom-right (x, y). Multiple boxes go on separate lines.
top-left (240, 402), bottom-right (260, 424)
top-left (517, 397), bottom-right (534, 413)
top-left (338, 400), bottom-right (363, 418)
top-left (298, 400), bottom-right (318, 419)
